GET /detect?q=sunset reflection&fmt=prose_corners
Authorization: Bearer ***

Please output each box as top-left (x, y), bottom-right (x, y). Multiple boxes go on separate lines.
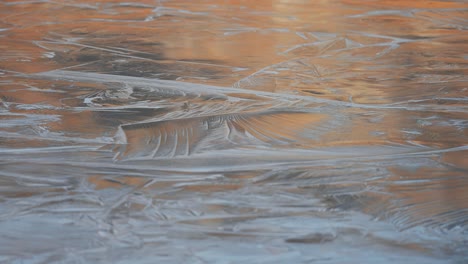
top-left (0, 0), bottom-right (467, 263)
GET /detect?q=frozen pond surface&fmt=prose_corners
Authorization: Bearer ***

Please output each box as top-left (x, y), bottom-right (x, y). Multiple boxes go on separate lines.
top-left (0, 0), bottom-right (467, 263)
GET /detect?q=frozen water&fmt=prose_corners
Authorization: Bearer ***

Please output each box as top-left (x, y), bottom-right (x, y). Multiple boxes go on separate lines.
top-left (0, 0), bottom-right (467, 263)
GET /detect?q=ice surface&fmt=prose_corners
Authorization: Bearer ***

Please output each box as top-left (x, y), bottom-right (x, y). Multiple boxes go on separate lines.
top-left (0, 0), bottom-right (467, 263)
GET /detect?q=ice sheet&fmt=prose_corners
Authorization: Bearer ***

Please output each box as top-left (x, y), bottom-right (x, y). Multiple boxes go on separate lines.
top-left (0, 0), bottom-right (467, 263)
